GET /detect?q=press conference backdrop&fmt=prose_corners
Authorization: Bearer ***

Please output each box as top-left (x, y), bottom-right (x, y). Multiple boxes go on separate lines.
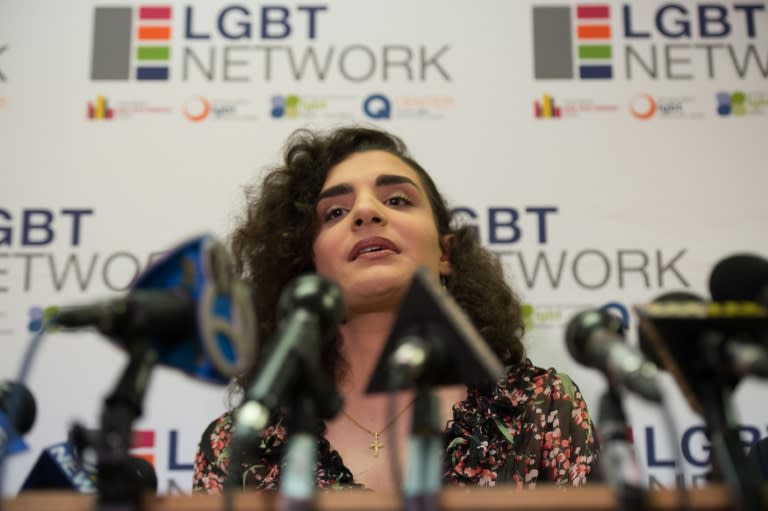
top-left (0, 0), bottom-right (766, 495)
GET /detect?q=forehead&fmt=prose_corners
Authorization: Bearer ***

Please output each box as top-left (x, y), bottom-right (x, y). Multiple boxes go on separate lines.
top-left (323, 150), bottom-right (423, 187)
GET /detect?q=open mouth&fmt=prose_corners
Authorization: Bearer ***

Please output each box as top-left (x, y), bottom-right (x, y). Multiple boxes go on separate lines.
top-left (349, 237), bottom-right (401, 261)
top-left (358, 246), bottom-right (386, 255)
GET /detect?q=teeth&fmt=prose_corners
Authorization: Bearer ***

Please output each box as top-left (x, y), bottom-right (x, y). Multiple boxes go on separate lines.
top-left (360, 246), bottom-right (384, 254)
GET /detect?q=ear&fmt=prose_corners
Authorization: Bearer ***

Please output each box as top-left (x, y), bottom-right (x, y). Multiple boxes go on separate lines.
top-left (438, 233), bottom-right (454, 277)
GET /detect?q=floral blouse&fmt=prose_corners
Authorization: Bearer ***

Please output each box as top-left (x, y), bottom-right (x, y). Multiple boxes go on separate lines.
top-left (193, 358), bottom-right (600, 493)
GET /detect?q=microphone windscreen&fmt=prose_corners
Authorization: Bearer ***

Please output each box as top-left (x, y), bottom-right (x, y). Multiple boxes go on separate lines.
top-left (0, 381), bottom-right (37, 435)
top-left (126, 457), bottom-right (158, 493)
top-left (277, 274), bottom-right (344, 331)
top-left (637, 291), bottom-right (705, 369)
top-left (709, 253), bottom-right (768, 303)
top-left (564, 309), bottom-right (623, 366)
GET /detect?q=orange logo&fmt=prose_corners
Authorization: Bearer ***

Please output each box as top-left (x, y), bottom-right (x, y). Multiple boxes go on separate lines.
top-left (629, 94), bottom-right (656, 120)
top-left (183, 96), bottom-right (210, 121)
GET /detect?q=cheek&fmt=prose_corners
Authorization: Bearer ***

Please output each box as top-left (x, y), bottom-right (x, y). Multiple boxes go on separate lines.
top-left (413, 224), bottom-right (443, 262)
top-left (311, 232), bottom-right (334, 273)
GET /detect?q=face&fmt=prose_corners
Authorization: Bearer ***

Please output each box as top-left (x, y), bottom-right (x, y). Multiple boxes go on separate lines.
top-left (312, 150), bottom-right (451, 315)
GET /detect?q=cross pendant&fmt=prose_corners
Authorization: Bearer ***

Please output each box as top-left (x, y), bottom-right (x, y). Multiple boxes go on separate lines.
top-left (369, 432), bottom-right (384, 457)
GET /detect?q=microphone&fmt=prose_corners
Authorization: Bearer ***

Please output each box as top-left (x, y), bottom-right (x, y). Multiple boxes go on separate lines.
top-left (709, 253), bottom-right (768, 305)
top-left (21, 441), bottom-right (96, 492)
top-left (236, 274), bottom-right (344, 436)
top-left (366, 266), bottom-right (504, 392)
top-left (52, 235), bottom-right (256, 384)
top-left (127, 456), bottom-right (158, 494)
top-left (0, 381), bottom-right (37, 456)
top-left (638, 291), bottom-right (704, 369)
top-left (363, 267), bottom-right (505, 511)
top-left (21, 442), bottom-right (157, 493)
top-left (639, 289), bottom-right (768, 382)
top-left (566, 309), bottom-right (662, 402)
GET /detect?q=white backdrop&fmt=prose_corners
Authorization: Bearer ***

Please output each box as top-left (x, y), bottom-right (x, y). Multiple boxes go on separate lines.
top-left (1, 0), bottom-right (767, 494)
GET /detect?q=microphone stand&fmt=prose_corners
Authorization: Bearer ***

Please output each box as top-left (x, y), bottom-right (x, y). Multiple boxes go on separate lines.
top-left (279, 356), bottom-right (342, 511)
top-left (97, 340), bottom-right (157, 511)
top-left (229, 306), bottom-right (342, 511)
top-left (402, 388), bottom-right (442, 511)
top-left (279, 394), bottom-right (320, 511)
top-left (597, 388), bottom-right (646, 511)
top-left (698, 331), bottom-right (762, 511)
top-left (365, 269), bottom-right (505, 511)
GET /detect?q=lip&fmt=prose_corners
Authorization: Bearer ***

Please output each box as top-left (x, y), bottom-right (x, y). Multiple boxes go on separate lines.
top-left (348, 236), bottom-right (401, 261)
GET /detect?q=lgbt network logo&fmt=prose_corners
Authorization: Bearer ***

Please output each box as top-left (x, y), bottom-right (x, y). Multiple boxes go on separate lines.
top-left (90, 6), bottom-right (172, 81)
top-left (532, 4), bottom-right (613, 80)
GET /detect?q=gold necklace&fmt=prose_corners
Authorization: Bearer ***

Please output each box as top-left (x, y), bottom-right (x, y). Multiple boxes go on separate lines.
top-left (341, 399), bottom-right (415, 457)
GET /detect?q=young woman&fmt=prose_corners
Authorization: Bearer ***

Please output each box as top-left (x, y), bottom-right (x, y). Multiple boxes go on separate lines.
top-left (193, 126), bottom-right (599, 493)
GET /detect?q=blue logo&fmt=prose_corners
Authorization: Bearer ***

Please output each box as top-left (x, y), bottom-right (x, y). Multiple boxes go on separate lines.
top-left (363, 94), bottom-right (391, 119)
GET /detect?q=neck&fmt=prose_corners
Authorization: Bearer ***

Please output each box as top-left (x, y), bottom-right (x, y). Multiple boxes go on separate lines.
top-left (338, 311), bottom-right (396, 398)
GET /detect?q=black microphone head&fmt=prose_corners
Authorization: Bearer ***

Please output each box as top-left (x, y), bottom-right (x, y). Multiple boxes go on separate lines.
top-left (565, 309), bottom-right (624, 366)
top-left (638, 291), bottom-right (705, 368)
top-left (0, 381), bottom-right (37, 435)
top-left (278, 274), bottom-right (344, 330)
top-left (709, 253), bottom-right (768, 303)
top-left (127, 457), bottom-right (158, 494)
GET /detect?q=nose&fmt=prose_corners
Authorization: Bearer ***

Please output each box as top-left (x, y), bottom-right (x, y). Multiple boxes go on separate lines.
top-left (352, 196), bottom-right (386, 228)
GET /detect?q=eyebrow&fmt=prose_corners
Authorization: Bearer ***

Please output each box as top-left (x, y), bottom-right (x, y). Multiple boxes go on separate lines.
top-left (316, 174), bottom-right (420, 202)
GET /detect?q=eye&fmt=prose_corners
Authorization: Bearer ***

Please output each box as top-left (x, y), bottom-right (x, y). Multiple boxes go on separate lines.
top-left (323, 207), bottom-right (347, 222)
top-left (384, 194), bottom-right (413, 207)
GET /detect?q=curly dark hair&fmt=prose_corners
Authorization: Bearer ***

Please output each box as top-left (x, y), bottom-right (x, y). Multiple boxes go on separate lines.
top-left (231, 126), bottom-right (525, 390)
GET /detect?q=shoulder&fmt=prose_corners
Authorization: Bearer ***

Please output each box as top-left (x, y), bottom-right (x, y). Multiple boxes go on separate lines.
top-left (500, 358), bottom-right (586, 404)
top-left (198, 409), bottom-right (289, 458)
top-left (194, 409), bottom-right (289, 493)
top-left (196, 411), bottom-right (235, 465)
top-left (494, 360), bottom-right (595, 441)
top-left (194, 411), bottom-right (235, 494)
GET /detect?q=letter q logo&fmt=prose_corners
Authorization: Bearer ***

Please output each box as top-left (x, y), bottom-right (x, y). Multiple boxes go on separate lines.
top-left (363, 94), bottom-right (391, 120)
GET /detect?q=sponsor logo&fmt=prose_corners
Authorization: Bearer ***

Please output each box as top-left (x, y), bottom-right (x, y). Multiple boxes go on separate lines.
top-left (87, 96), bottom-right (114, 120)
top-left (629, 93), bottom-right (703, 120)
top-left (534, 95), bottom-right (561, 118)
top-left (629, 94), bottom-right (656, 119)
top-left (86, 96), bottom-right (172, 120)
top-left (523, 302), bottom-right (630, 330)
top-left (363, 93), bottom-right (456, 120)
top-left (270, 94), bottom-right (354, 119)
top-left (182, 96), bottom-right (258, 121)
top-left (534, 94), bottom-right (619, 119)
top-left (91, 6), bottom-right (172, 81)
top-left (716, 91), bottom-right (768, 116)
top-left (183, 96), bottom-right (210, 121)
